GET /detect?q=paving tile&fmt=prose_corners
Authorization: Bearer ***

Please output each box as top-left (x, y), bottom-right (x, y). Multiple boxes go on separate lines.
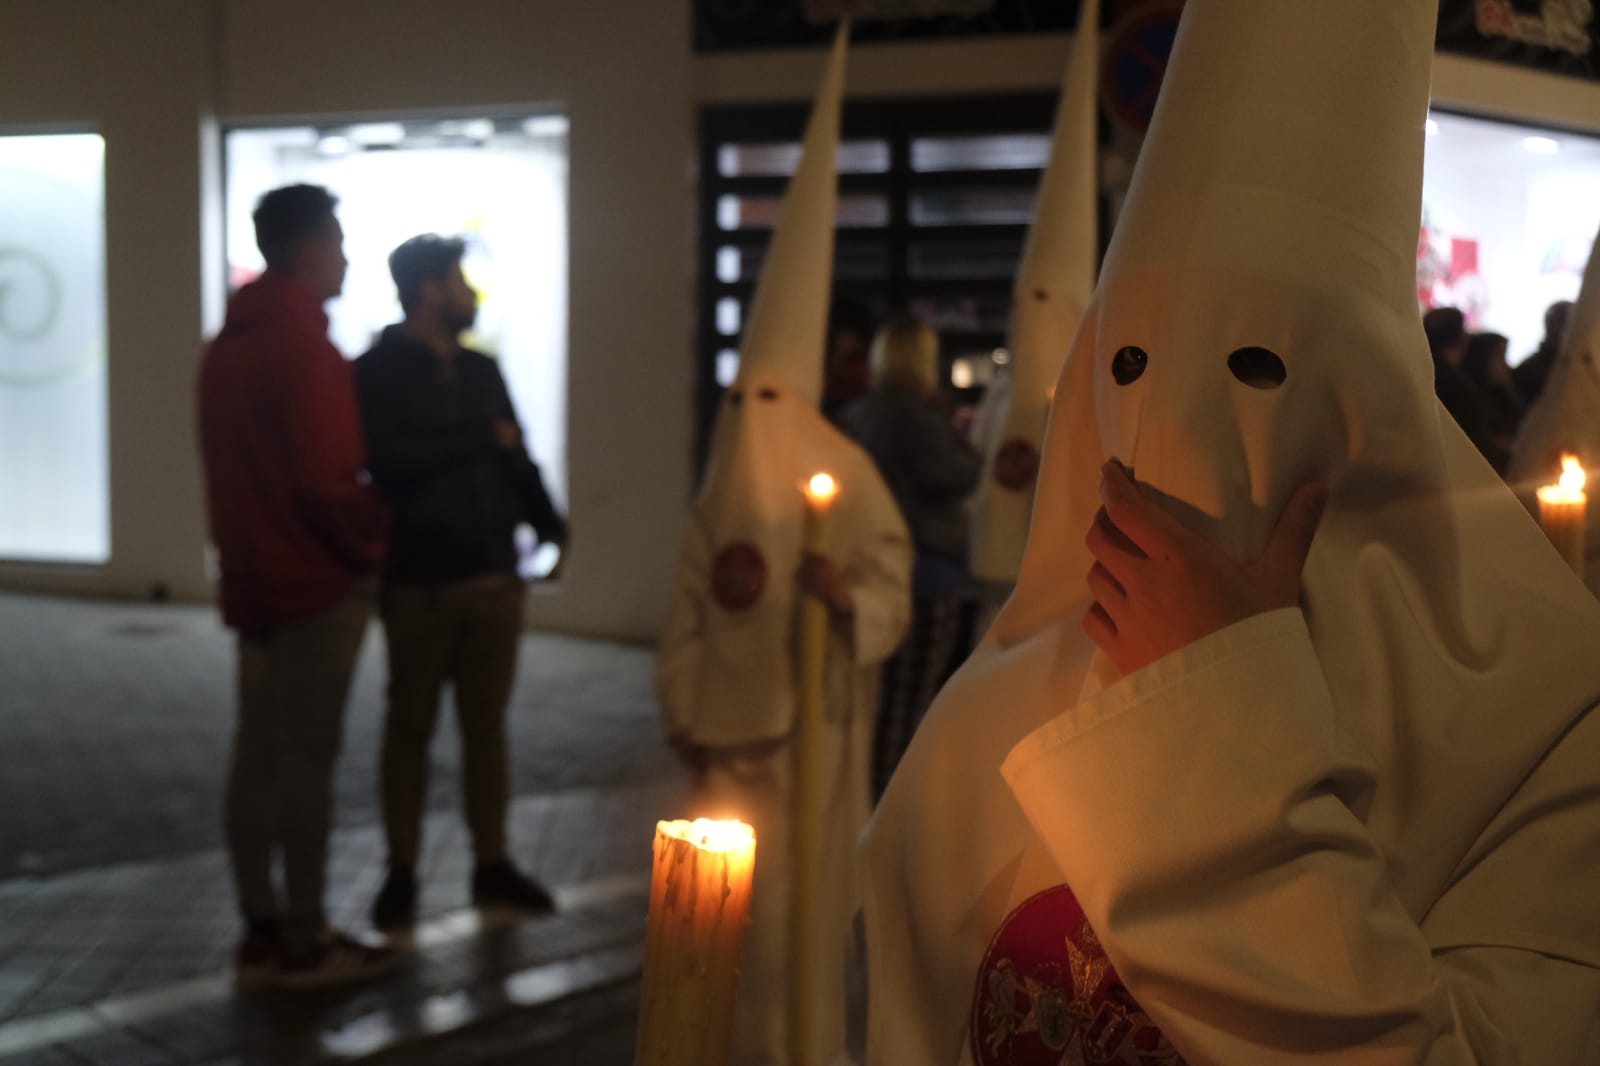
top-left (0, 1045), bottom-right (91, 1066)
top-left (47, 1027), bottom-right (176, 1066)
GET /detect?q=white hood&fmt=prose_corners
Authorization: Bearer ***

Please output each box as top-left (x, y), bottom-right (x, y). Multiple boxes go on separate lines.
top-left (968, 0), bottom-right (1099, 584)
top-left (660, 24), bottom-right (906, 745)
top-left (865, 0), bottom-right (1600, 1060)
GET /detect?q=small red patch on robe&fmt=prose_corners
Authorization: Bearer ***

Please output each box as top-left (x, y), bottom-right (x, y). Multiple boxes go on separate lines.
top-left (994, 439), bottom-right (1041, 492)
top-left (711, 541), bottom-right (767, 611)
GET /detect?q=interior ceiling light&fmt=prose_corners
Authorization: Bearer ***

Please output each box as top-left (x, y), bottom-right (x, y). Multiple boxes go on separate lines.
top-left (523, 115), bottom-right (570, 138)
top-left (349, 122), bottom-right (406, 147)
top-left (1523, 135), bottom-right (1561, 155)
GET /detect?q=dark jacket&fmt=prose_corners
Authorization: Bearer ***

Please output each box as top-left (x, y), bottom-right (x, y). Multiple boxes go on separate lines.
top-left (838, 389), bottom-right (982, 565)
top-left (1513, 344), bottom-right (1557, 407)
top-left (1434, 357), bottom-right (1509, 473)
top-left (354, 326), bottom-right (566, 585)
top-left (197, 271), bottom-right (387, 636)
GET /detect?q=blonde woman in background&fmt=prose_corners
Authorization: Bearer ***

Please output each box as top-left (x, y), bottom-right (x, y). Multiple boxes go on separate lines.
top-left (838, 316), bottom-right (982, 798)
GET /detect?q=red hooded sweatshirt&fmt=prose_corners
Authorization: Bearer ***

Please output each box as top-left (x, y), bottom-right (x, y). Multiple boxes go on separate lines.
top-left (197, 272), bottom-right (387, 636)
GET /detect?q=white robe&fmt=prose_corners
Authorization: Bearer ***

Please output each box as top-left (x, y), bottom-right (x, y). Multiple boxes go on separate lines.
top-left (658, 461), bottom-right (910, 1066)
top-left (867, 599), bottom-right (1600, 1064)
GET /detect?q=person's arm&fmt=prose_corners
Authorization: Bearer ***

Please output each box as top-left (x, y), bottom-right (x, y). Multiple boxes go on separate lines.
top-left (284, 338), bottom-right (387, 571)
top-left (485, 364), bottom-right (569, 545)
top-left (354, 357), bottom-right (498, 496)
top-left (1003, 610), bottom-right (1600, 1062)
top-left (799, 483), bottom-right (913, 670)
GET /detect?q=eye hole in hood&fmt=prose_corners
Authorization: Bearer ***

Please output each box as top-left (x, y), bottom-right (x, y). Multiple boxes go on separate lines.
top-left (1228, 346), bottom-right (1287, 390)
top-left (1111, 345), bottom-right (1148, 386)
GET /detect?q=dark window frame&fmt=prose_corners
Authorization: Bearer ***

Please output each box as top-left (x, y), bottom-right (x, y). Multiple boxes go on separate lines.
top-left (697, 90), bottom-right (1108, 473)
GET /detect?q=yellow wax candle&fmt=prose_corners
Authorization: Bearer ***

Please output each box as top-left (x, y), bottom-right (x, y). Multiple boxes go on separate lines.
top-left (1537, 454), bottom-right (1587, 580)
top-left (792, 471), bottom-right (838, 1066)
top-left (634, 819), bottom-right (757, 1066)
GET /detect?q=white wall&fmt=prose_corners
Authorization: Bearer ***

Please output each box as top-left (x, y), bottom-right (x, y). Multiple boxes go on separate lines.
top-left (2, 3), bottom-right (1599, 642)
top-left (0, 0), bottom-right (213, 606)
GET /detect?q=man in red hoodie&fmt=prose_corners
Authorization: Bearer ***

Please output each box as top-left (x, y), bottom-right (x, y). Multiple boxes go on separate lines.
top-left (198, 184), bottom-right (393, 988)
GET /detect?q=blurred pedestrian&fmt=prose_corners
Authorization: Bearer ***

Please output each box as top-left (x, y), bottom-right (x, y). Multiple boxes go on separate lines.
top-left (838, 316), bottom-right (982, 797)
top-left (1512, 299), bottom-right (1574, 406)
top-left (198, 184), bottom-right (394, 988)
top-left (355, 234), bottom-right (569, 931)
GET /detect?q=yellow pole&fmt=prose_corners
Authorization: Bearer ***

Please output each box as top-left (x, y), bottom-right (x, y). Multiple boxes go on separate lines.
top-left (792, 472), bottom-right (837, 1066)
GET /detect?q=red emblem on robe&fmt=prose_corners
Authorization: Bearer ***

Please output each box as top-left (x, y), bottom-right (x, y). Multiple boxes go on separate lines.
top-left (994, 438), bottom-right (1041, 491)
top-left (711, 541), bottom-right (767, 612)
top-left (971, 885), bottom-right (1184, 1066)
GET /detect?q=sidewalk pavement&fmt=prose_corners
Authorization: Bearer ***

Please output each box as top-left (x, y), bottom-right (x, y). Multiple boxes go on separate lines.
top-left (0, 591), bottom-right (688, 1064)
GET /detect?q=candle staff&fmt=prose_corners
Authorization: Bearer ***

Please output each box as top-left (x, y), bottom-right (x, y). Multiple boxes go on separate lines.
top-left (655, 23), bottom-right (912, 1066)
top-left (863, 1), bottom-right (1600, 1062)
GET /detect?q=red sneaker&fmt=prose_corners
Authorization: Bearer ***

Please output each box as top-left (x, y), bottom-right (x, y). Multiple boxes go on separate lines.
top-left (273, 930), bottom-right (399, 990)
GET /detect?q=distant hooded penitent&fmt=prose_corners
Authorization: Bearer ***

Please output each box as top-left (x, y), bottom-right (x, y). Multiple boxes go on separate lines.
top-left (655, 23), bottom-right (911, 1066)
top-left (967, 0), bottom-right (1099, 589)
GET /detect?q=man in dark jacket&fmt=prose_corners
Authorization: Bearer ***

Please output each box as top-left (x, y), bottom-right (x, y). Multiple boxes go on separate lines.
top-left (1512, 299), bottom-right (1574, 407)
top-left (198, 184), bottom-right (394, 987)
top-left (355, 234), bottom-right (568, 929)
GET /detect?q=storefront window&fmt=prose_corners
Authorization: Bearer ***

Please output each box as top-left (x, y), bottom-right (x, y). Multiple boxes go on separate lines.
top-left (1422, 110), bottom-right (1600, 362)
top-left (0, 132), bottom-right (109, 564)
top-left (225, 116), bottom-right (570, 511)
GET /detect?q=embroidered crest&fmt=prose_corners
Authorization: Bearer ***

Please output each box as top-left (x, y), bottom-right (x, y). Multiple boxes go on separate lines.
top-left (711, 541), bottom-right (767, 611)
top-left (994, 438), bottom-right (1041, 492)
top-left (971, 885), bottom-right (1184, 1066)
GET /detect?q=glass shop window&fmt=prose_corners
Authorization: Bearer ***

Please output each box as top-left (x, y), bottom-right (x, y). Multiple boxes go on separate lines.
top-left (0, 132), bottom-right (109, 564)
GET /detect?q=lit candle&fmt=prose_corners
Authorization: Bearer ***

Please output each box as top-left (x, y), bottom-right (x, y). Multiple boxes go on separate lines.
top-left (1537, 454), bottom-right (1587, 580)
top-left (792, 472), bottom-right (838, 1066)
top-left (634, 819), bottom-right (757, 1066)
top-left (802, 472), bottom-right (838, 553)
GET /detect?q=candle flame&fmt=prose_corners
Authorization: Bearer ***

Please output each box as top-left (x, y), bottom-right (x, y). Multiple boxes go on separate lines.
top-left (1538, 453), bottom-right (1588, 506)
top-left (660, 818), bottom-right (755, 853)
top-left (804, 472), bottom-right (838, 504)
top-left (1560, 454), bottom-right (1586, 495)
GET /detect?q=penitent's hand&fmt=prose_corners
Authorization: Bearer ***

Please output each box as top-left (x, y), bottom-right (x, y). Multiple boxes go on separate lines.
top-left (799, 552), bottom-right (855, 617)
top-left (1083, 460), bottom-right (1327, 678)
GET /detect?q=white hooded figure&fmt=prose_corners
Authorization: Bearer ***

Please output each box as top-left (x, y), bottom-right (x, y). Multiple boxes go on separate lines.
top-left (1508, 221), bottom-right (1600, 595)
top-left (863, 2), bottom-right (1600, 1063)
top-left (655, 25), bottom-right (912, 1066)
top-left (967, 0), bottom-right (1099, 624)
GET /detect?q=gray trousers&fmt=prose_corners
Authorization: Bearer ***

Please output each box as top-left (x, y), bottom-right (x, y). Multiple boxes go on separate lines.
top-left (378, 575), bottom-right (524, 869)
top-left (225, 580), bottom-right (373, 951)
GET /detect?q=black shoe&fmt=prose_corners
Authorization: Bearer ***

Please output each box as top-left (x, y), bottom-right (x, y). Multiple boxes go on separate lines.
top-left (472, 859), bottom-right (555, 915)
top-left (370, 866), bottom-right (418, 931)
